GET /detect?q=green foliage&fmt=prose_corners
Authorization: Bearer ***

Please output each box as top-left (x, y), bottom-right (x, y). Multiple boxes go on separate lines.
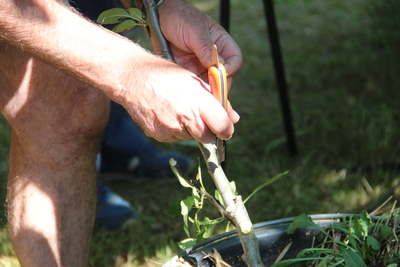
top-left (243, 171), bottom-right (288, 203)
top-left (167, 165), bottom-right (227, 249)
top-left (273, 210), bottom-right (400, 267)
top-left (342, 249), bottom-right (367, 267)
top-left (285, 214), bottom-right (327, 236)
top-left (168, 159), bottom-right (286, 249)
top-left (96, 7), bottom-right (147, 33)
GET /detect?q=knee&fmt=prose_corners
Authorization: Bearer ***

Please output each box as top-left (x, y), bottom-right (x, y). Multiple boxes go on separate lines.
top-left (0, 46), bottom-right (110, 165)
top-left (4, 78), bottom-right (110, 161)
top-left (64, 85), bottom-right (110, 143)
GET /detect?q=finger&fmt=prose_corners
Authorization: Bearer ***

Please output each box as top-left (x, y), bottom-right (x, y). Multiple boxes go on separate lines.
top-left (227, 101), bottom-right (240, 124)
top-left (171, 128), bottom-right (193, 141)
top-left (148, 130), bottom-right (179, 143)
top-left (199, 96), bottom-right (235, 141)
top-left (212, 33), bottom-right (242, 76)
top-left (220, 46), bottom-right (242, 77)
top-left (192, 38), bottom-right (214, 70)
top-left (186, 121), bottom-right (216, 144)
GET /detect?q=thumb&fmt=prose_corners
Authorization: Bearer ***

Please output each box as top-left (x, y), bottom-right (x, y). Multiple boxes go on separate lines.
top-left (200, 96), bottom-right (235, 140)
top-left (191, 37), bottom-right (214, 70)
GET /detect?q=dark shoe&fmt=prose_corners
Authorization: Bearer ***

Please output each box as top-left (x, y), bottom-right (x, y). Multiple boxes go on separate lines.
top-left (95, 182), bottom-right (138, 230)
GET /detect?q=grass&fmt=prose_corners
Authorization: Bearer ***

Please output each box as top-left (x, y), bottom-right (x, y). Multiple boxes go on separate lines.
top-left (1, 0), bottom-right (400, 266)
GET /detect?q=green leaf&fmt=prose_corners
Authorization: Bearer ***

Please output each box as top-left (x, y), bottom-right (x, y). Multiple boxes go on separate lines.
top-left (379, 225), bottom-right (393, 241)
top-left (332, 222), bottom-right (351, 235)
top-left (225, 221), bottom-right (231, 232)
top-left (349, 216), bottom-right (362, 240)
top-left (196, 160), bottom-right (205, 189)
top-left (166, 199), bottom-right (181, 216)
top-left (202, 223), bottom-right (216, 239)
top-left (195, 228), bottom-right (206, 244)
top-left (180, 196), bottom-right (194, 215)
top-left (388, 254), bottom-right (400, 265)
top-left (342, 249), bottom-right (367, 267)
top-left (244, 171), bottom-right (288, 203)
top-left (175, 172), bottom-right (193, 188)
top-left (182, 214), bottom-right (190, 237)
top-left (366, 235), bottom-right (380, 251)
top-left (192, 188), bottom-right (201, 207)
top-left (198, 217), bottom-right (220, 225)
top-left (387, 264), bottom-right (398, 267)
top-left (297, 248), bottom-right (335, 259)
top-left (127, 8), bottom-right (145, 23)
top-left (112, 20), bottom-right (140, 33)
top-left (271, 256), bottom-right (332, 267)
top-left (316, 258), bottom-right (327, 267)
top-left (359, 210), bottom-right (372, 237)
top-left (285, 214), bottom-right (326, 235)
top-left (177, 238), bottom-right (196, 250)
top-left (214, 189), bottom-right (224, 206)
top-left (96, 8), bottom-right (130, 24)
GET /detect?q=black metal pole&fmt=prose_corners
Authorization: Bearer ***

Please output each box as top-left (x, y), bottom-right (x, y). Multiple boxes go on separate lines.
top-left (262, 0), bottom-right (297, 156)
top-left (220, 0), bottom-right (230, 32)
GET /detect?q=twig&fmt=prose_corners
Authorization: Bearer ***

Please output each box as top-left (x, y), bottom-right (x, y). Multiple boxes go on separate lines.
top-left (141, 0), bottom-right (173, 61)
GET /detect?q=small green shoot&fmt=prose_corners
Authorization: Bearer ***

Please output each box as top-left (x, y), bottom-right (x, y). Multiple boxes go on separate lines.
top-left (243, 171), bottom-right (289, 203)
top-left (97, 8), bottom-right (147, 33)
top-left (168, 158), bottom-right (286, 250)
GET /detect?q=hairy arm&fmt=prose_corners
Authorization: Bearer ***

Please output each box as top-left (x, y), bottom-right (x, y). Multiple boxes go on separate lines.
top-left (0, 0), bottom-right (239, 143)
top-left (0, 0), bottom-right (155, 99)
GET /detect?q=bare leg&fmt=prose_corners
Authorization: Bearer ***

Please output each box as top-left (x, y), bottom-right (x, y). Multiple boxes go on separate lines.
top-left (0, 43), bottom-right (109, 266)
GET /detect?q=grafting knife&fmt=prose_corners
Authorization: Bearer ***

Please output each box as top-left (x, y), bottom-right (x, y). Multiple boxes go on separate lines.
top-left (208, 44), bottom-right (228, 164)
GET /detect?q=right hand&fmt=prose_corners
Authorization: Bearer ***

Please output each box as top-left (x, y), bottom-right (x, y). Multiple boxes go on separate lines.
top-left (120, 58), bottom-right (239, 144)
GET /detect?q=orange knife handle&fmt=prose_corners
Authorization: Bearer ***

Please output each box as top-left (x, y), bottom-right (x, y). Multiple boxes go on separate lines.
top-left (208, 63), bottom-right (228, 111)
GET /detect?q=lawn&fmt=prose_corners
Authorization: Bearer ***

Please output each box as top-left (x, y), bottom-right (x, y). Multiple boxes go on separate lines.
top-left (0, 0), bottom-right (399, 266)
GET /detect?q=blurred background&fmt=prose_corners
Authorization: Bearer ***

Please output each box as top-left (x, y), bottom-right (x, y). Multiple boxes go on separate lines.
top-left (0, 0), bottom-right (399, 266)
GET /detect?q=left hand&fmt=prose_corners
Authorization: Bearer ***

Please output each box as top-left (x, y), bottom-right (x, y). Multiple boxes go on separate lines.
top-left (151, 0), bottom-right (242, 84)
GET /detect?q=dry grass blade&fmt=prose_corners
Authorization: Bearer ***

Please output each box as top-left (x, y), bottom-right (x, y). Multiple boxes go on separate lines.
top-left (369, 196), bottom-right (394, 216)
top-left (202, 249), bottom-right (232, 267)
top-left (273, 242), bottom-right (292, 264)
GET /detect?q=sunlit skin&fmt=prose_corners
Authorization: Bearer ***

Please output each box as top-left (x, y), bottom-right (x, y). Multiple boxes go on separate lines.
top-left (0, 0), bottom-right (242, 266)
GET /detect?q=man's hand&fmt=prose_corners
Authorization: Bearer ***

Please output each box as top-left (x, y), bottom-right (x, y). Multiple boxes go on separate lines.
top-left (152, 0), bottom-right (242, 84)
top-left (121, 58), bottom-right (240, 144)
top-left (141, 0), bottom-right (242, 143)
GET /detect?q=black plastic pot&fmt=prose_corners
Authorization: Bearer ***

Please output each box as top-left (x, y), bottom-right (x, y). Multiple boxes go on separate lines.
top-left (163, 214), bottom-right (357, 267)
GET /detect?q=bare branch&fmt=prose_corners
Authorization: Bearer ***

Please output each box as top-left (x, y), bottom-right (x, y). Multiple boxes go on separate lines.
top-left (141, 0), bottom-right (173, 61)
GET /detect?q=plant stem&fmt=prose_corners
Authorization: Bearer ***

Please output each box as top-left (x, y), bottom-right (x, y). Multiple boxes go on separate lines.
top-left (142, 1), bottom-right (264, 265)
top-left (198, 143), bottom-right (264, 267)
top-left (141, 0), bottom-right (173, 61)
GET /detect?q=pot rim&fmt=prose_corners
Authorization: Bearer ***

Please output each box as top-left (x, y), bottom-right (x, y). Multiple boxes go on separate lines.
top-left (163, 213), bottom-right (382, 267)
